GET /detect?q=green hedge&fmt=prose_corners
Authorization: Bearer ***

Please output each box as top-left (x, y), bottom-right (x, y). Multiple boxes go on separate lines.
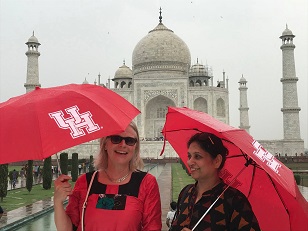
top-left (71, 153), bottom-right (79, 182)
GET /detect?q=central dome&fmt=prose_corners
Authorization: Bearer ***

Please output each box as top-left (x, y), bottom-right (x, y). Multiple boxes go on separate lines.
top-left (132, 22), bottom-right (191, 75)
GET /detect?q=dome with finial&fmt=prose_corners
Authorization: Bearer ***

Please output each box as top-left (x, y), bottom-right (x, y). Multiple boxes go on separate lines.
top-left (27, 31), bottom-right (40, 44)
top-left (239, 74), bottom-right (247, 83)
top-left (114, 61), bottom-right (133, 79)
top-left (189, 59), bottom-right (208, 77)
top-left (132, 8), bottom-right (191, 75)
top-left (282, 24), bottom-right (294, 36)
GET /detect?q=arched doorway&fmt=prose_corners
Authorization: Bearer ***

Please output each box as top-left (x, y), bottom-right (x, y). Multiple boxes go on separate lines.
top-left (145, 95), bottom-right (175, 139)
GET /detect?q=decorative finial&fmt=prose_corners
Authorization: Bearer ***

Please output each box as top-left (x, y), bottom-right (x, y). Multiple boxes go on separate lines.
top-left (286, 24), bottom-right (288, 29)
top-left (123, 59), bottom-right (125, 65)
top-left (32, 31), bottom-right (34, 36)
top-left (159, 7), bottom-right (162, 23)
top-left (197, 58), bottom-right (198, 64)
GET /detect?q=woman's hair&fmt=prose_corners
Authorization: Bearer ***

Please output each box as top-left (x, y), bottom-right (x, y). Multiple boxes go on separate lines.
top-left (187, 132), bottom-right (228, 169)
top-left (94, 121), bottom-right (144, 171)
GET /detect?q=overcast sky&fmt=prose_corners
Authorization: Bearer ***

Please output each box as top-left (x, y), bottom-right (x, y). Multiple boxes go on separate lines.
top-left (0, 0), bottom-right (307, 148)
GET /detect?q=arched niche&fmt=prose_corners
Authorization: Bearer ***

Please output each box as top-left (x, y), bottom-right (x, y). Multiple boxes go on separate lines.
top-left (194, 97), bottom-right (208, 113)
top-left (216, 98), bottom-right (225, 116)
top-left (145, 95), bottom-right (175, 139)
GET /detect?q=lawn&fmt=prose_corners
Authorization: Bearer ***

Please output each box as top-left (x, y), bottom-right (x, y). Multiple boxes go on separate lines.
top-left (171, 163), bottom-right (194, 201)
top-left (8, 166), bottom-right (23, 172)
top-left (284, 162), bottom-right (308, 187)
top-left (284, 162), bottom-right (308, 170)
top-left (1, 184), bottom-right (55, 212)
top-left (1, 181), bottom-right (76, 212)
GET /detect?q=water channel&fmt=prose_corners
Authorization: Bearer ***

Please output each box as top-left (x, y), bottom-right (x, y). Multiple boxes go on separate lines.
top-left (13, 164), bottom-right (164, 231)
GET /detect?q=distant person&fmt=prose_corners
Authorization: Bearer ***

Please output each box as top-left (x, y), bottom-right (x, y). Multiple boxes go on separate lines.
top-left (12, 169), bottom-right (18, 188)
top-left (78, 164), bottom-right (82, 175)
top-left (34, 165), bottom-right (39, 178)
top-left (20, 168), bottom-right (24, 178)
top-left (24, 164), bottom-right (28, 177)
top-left (166, 201), bottom-right (177, 228)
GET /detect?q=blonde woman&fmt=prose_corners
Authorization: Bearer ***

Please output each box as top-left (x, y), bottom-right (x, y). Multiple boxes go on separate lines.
top-left (54, 122), bottom-right (162, 231)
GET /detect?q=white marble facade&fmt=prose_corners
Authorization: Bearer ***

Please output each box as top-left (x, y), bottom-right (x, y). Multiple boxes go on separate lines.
top-left (24, 15), bottom-right (303, 159)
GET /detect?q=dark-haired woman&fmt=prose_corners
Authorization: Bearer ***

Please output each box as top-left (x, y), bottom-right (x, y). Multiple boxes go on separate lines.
top-left (170, 132), bottom-right (260, 231)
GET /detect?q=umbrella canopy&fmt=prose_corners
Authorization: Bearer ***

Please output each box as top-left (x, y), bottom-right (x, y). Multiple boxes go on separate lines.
top-left (0, 84), bottom-right (140, 164)
top-left (162, 106), bottom-right (308, 231)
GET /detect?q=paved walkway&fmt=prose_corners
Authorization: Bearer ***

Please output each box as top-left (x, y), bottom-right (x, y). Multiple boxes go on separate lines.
top-left (157, 163), bottom-right (172, 231)
top-left (0, 164), bottom-right (172, 231)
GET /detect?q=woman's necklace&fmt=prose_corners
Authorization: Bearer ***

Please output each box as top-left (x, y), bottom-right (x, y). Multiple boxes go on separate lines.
top-left (104, 169), bottom-right (130, 183)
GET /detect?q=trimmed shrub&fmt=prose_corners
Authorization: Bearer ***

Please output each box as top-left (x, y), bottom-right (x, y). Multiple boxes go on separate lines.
top-left (294, 174), bottom-right (301, 185)
top-left (71, 153), bottom-right (79, 182)
top-left (43, 157), bottom-right (52, 189)
top-left (0, 164), bottom-right (8, 201)
top-left (26, 160), bottom-right (33, 193)
top-left (60, 153), bottom-right (69, 175)
top-left (89, 155), bottom-right (95, 172)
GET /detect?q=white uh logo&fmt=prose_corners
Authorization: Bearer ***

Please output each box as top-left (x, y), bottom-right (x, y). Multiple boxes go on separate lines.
top-left (49, 105), bottom-right (101, 139)
top-left (252, 140), bottom-right (281, 174)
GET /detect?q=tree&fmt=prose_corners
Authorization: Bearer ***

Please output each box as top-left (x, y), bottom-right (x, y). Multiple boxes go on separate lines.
top-left (26, 160), bottom-right (33, 193)
top-left (89, 155), bottom-right (95, 172)
top-left (60, 153), bottom-right (68, 175)
top-left (43, 157), bottom-right (52, 189)
top-left (0, 164), bottom-right (8, 202)
top-left (71, 153), bottom-right (78, 182)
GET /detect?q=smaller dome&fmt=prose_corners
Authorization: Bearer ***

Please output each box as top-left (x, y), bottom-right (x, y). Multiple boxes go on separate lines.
top-left (28, 35), bottom-right (39, 43)
top-left (189, 60), bottom-right (212, 77)
top-left (114, 64), bottom-right (132, 79)
top-left (281, 25), bottom-right (294, 37)
top-left (26, 32), bottom-right (41, 45)
top-left (239, 75), bottom-right (247, 83)
top-left (282, 28), bottom-right (293, 36)
top-left (190, 63), bottom-right (206, 74)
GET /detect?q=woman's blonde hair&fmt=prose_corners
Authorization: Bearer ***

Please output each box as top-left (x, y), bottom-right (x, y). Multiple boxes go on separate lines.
top-left (94, 121), bottom-right (144, 171)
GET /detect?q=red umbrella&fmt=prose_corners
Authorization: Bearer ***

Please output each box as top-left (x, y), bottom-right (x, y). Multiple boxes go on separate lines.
top-left (161, 106), bottom-right (308, 231)
top-left (0, 84), bottom-right (140, 164)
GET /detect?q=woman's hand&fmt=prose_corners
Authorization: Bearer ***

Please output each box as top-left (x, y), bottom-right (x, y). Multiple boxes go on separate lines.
top-left (181, 228), bottom-right (192, 231)
top-left (54, 174), bottom-right (72, 204)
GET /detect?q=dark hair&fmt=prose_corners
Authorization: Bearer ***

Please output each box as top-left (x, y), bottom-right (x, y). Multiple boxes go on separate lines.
top-left (187, 132), bottom-right (228, 169)
top-left (170, 201), bottom-right (177, 210)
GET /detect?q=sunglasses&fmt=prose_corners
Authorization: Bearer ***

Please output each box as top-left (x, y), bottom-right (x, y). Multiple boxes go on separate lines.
top-left (108, 135), bottom-right (137, 146)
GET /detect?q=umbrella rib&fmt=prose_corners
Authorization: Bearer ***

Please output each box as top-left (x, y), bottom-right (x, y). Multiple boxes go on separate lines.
top-left (265, 172), bottom-right (291, 230)
top-left (247, 163), bottom-right (256, 198)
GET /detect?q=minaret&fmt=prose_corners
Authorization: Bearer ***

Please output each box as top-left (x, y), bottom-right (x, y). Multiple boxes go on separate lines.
top-left (280, 25), bottom-right (301, 140)
top-left (238, 75), bottom-right (250, 133)
top-left (24, 32), bottom-right (41, 92)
